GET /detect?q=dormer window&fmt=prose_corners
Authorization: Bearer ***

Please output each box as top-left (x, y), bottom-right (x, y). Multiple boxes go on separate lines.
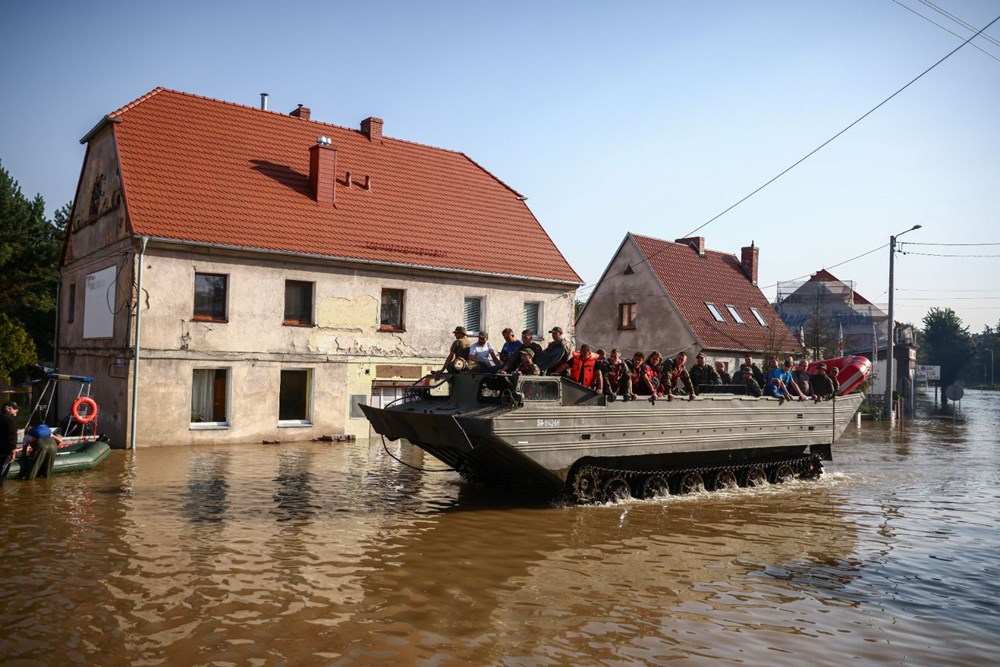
top-left (749, 307), bottom-right (768, 327)
top-left (705, 302), bottom-right (726, 323)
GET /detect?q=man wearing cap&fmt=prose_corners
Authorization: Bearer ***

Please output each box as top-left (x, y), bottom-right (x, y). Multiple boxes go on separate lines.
top-left (739, 366), bottom-right (763, 397)
top-left (689, 352), bottom-right (721, 395)
top-left (1, 401), bottom-right (20, 486)
top-left (512, 346), bottom-right (541, 375)
top-left (743, 354), bottom-right (766, 389)
top-left (809, 363), bottom-right (837, 402)
top-left (537, 326), bottom-right (573, 376)
top-left (441, 326), bottom-right (472, 373)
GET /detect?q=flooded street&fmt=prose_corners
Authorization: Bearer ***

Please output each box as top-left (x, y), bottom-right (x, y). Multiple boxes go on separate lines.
top-left (2, 390), bottom-right (998, 666)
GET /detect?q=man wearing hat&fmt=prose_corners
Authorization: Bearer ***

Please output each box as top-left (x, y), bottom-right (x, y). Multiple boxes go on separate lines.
top-left (511, 346), bottom-right (541, 375)
top-left (739, 366), bottom-right (763, 397)
top-left (441, 326), bottom-right (472, 373)
top-left (537, 326), bottom-right (573, 375)
top-left (809, 363), bottom-right (837, 402)
top-left (1, 400), bottom-right (20, 486)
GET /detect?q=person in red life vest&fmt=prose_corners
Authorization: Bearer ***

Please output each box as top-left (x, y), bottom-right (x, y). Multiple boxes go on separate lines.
top-left (570, 344), bottom-right (603, 393)
top-left (646, 351), bottom-right (670, 396)
top-left (667, 351), bottom-right (696, 401)
top-left (630, 352), bottom-right (656, 396)
top-left (601, 348), bottom-right (634, 401)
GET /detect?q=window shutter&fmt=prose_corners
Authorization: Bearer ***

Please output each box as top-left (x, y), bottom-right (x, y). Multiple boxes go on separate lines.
top-left (464, 297), bottom-right (482, 333)
top-left (523, 302), bottom-right (540, 335)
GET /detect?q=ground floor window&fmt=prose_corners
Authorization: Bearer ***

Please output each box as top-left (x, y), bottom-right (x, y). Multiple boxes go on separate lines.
top-left (279, 369), bottom-right (312, 424)
top-left (191, 368), bottom-right (229, 426)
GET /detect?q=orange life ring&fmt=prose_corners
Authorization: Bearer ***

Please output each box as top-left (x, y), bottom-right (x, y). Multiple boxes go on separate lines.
top-left (71, 396), bottom-right (99, 424)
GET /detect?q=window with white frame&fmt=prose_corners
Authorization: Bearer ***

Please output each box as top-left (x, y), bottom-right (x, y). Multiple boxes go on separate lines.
top-left (464, 297), bottom-right (483, 334)
top-left (523, 301), bottom-right (541, 336)
top-left (749, 307), bottom-right (768, 326)
top-left (705, 302), bottom-right (726, 323)
top-left (191, 368), bottom-right (230, 427)
top-left (726, 305), bottom-right (746, 324)
top-left (279, 369), bottom-right (312, 425)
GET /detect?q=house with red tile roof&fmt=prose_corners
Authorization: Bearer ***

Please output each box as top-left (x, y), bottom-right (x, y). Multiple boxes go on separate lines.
top-left (575, 233), bottom-right (798, 379)
top-left (58, 88), bottom-right (580, 447)
top-left (776, 269), bottom-right (890, 361)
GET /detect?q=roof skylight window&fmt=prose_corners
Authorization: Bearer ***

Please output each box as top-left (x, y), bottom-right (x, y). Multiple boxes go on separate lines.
top-left (726, 305), bottom-right (745, 324)
top-left (705, 302), bottom-right (726, 323)
top-left (749, 307), bottom-right (768, 326)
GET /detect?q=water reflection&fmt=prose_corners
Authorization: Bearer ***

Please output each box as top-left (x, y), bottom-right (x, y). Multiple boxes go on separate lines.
top-left (1, 391), bottom-right (998, 665)
top-left (184, 451), bottom-right (230, 524)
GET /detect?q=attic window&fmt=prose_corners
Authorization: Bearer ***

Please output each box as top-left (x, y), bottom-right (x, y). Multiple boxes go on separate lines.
top-left (726, 305), bottom-right (745, 324)
top-left (705, 302), bottom-right (726, 323)
top-left (619, 303), bottom-right (637, 330)
top-left (623, 264), bottom-right (635, 275)
top-left (749, 307), bottom-right (768, 327)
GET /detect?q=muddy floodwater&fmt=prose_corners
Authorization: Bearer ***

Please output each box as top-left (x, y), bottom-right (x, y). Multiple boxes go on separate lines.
top-left (2, 390), bottom-right (998, 666)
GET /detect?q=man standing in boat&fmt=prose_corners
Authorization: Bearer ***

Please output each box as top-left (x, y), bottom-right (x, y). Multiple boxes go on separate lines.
top-left (1, 401), bottom-right (19, 486)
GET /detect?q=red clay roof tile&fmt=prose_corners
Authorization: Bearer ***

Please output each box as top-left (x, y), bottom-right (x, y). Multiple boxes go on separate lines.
top-left (631, 233), bottom-right (799, 352)
top-left (107, 88), bottom-right (580, 284)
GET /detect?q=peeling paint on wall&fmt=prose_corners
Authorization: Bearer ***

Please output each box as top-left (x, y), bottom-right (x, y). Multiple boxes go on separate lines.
top-left (317, 295), bottom-right (376, 330)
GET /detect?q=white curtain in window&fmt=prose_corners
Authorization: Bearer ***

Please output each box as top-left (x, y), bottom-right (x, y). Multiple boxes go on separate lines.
top-left (192, 370), bottom-right (214, 422)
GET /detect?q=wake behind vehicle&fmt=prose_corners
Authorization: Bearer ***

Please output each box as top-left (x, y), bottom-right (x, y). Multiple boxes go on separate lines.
top-left (362, 359), bottom-right (868, 503)
top-left (4, 373), bottom-right (111, 481)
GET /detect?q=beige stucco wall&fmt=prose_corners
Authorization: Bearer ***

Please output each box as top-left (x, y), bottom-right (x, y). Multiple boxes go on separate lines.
top-left (62, 240), bottom-right (577, 446)
top-left (575, 237), bottom-right (696, 360)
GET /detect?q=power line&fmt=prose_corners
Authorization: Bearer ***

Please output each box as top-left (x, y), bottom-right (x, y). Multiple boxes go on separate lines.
top-left (901, 241), bottom-right (1000, 246)
top-left (676, 11), bottom-right (1000, 241)
top-left (762, 243), bottom-right (889, 289)
top-left (899, 251), bottom-right (1000, 257)
top-left (573, 12), bottom-right (1000, 300)
top-left (892, 0), bottom-right (1000, 62)
top-left (917, 0), bottom-right (1000, 48)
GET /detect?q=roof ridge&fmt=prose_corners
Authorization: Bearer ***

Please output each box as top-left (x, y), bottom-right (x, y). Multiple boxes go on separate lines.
top-left (107, 86), bottom-right (167, 118)
top-left (630, 231), bottom-right (734, 259)
top-left (108, 87), bottom-right (478, 158)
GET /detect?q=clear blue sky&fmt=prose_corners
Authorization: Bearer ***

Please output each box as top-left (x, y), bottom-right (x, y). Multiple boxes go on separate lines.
top-left (2, 0), bottom-right (998, 332)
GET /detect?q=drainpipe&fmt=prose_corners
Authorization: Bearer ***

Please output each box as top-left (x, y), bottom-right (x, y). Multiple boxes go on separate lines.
top-left (129, 236), bottom-right (149, 451)
top-left (53, 277), bottom-right (61, 370)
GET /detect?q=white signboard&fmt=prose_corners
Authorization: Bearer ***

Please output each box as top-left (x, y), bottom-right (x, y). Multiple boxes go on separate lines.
top-left (83, 265), bottom-right (116, 339)
top-left (915, 364), bottom-right (941, 382)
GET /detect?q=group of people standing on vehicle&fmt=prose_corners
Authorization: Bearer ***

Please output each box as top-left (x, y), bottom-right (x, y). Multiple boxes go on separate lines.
top-left (441, 326), bottom-right (840, 403)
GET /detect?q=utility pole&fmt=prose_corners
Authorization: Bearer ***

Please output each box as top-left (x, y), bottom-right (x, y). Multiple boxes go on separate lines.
top-left (884, 225), bottom-right (922, 424)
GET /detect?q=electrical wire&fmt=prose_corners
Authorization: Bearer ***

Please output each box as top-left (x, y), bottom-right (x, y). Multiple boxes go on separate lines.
top-left (892, 0), bottom-right (1000, 62)
top-left (917, 0), bottom-right (1000, 48)
top-left (573, 12), bottom-right (1000, 298)
top-left (762, 243), bottom-right (889, 289)
top-left (901, 241), bottom-right (1000, 246)
top-left (899, 251), bottom-right (1000, 257)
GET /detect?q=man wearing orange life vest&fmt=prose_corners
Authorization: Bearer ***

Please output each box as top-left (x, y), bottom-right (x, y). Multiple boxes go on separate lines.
top-left (570, 344), bottom-right (603, 393)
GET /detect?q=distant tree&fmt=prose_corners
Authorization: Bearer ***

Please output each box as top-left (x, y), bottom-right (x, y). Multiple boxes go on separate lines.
top-left (574, 298), bottom-right (586, 320)
top-left (0, 312), bottom-right (36, 381)
top-left (977, 324), bottom-right (999, 387)
top-left (0, 161), bottom-right (66, 362)
top-left (921, 308), bottom-right (976, 404)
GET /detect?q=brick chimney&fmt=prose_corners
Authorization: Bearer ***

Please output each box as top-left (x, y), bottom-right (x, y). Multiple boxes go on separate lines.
top-left (290, 104), bottom-right (311, 121)
top-left (309, 138), bottom-right (337, 207)
top-left (361, 116), bottom-right (383, 143)
top-left (675, 236), bottom-right (705, 256)
top-left (741, 242), bottom-right (759, 285)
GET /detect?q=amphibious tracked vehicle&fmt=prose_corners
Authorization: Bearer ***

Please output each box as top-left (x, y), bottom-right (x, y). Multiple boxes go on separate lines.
top-left (361, 373), bottom-right (864, 503)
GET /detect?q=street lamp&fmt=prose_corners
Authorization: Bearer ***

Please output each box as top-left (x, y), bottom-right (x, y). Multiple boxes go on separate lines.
top-left (884, 224), bottom-right (922, 422)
